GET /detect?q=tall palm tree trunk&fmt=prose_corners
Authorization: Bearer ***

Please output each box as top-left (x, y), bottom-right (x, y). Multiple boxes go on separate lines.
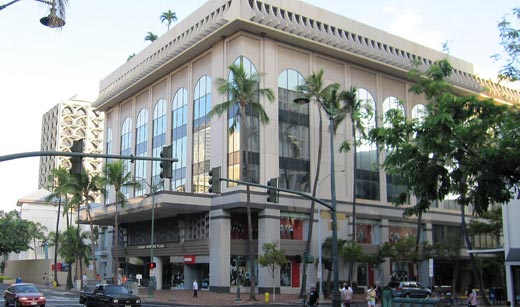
top-left (349, 127), bottom-right (358, 283)
top-left (86, 206), bottom-right (98, 277)
top-left (54, 198), bottom-right (61, 286)
top-left (300, 108), bottom-right (324, 298)
top-left (114, 207), bottom-right (120, 283)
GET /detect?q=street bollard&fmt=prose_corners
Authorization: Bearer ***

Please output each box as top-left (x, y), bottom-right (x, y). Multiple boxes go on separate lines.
top-left (265, 292), bottom-right (270, 304)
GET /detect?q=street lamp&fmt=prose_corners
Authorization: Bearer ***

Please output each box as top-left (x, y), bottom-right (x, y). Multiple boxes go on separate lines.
top-left (131, 177), bottom-right (160, 298)
top-left (316, 169), bottom-right (345, 300)
top-left (294, 96), bottom-right (341, 307)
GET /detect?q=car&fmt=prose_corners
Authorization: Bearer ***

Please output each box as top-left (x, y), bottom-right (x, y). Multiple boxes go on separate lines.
top-left (4, 283), bottom-right (46, 307)
top-left (387, 281), bottom-right (432, 298)
top-left (79, 284), bottom-right (141, 307)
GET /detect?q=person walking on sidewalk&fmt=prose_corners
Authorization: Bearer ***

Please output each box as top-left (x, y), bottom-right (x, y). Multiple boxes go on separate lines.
top-left (467, 288), bottom-right (478, 307)
top-left (43, 273), bottom-right (49, 288)
top-left (193, 279), bottom-right (198, 298)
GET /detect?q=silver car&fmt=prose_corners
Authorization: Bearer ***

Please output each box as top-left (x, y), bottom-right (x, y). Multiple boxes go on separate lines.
top-left (387, 281), bottom-right (432, 298)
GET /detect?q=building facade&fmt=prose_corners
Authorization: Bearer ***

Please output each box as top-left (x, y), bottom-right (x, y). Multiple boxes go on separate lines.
top-left (39, 96), bottom-right (104, 190)
top-left (84, 0), bottom-right (518, 294)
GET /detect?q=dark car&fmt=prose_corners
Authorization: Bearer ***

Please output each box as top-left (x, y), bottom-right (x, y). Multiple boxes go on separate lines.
top-left (79, 284), bottom-right (141, 307)
top-left (4, 283), bottom-right (46, 307)
top-left (387, 281), bottom-right (432, 298)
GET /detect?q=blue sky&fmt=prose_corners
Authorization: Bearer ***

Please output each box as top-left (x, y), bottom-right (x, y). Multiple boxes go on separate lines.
top-left (0, 0), bottom-right (517, 211)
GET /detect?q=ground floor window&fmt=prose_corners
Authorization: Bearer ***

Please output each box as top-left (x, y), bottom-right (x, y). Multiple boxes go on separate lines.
top-left (229, 255), bottom-right (257, 286)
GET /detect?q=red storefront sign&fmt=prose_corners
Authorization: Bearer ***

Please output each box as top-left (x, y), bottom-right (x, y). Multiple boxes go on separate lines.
top-left (183, 255), bottom-right (196, 264)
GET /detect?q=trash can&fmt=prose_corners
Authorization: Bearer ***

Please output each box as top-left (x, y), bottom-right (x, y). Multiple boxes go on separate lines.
top-left (15, 277), bottom-right (22, 283)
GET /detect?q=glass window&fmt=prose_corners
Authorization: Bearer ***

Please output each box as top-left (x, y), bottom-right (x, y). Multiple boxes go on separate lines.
top-left (227, 56), bottom-right (261, 186)
top-left (411, 104), bottom-right (427, 123)
top-left (121, 117), bottom-right (132, 198)
top-left (135, 109), bottom-right (149, 196)
top-left (152, 99), bottom-right (167, 188)
top-left (355, 88), bottom-right (379, 200)
top-left (172, 88), bottom-right (188, 192)
top-left (192, 76), bottom-right (212, 193)
top-left (278, 69), bottom-right (310, 192)
top-left (383, 96), bottom-right (407, 202)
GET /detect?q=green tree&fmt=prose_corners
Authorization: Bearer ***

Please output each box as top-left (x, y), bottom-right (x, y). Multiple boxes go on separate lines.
top-left (144, 32), bottom-right (158, 43)
top-left (160, 10), bottom-right (177, 30)
top-left (321, 236), bottom-right (347, 298)
top-left (339, 240), bottom-right (363, 283)
top-left (369, 58), bottom-right (520, 304)
top-left (102, 160), bottom-right (140, 279)
top-left (29, 222), bottom-right (48, 260)
top-left (69, 171), bottom-right (105, 278)
top-left (46, 167), bottom-right (74, 286)
top-left (0, 210), bottom-right (33, 255)
top-left (494, 7), bottom-right (520, 81)
top-left (258, 241), bottom-right (288, 302)
top-left (59, 226), bottom-right (90, 290)
top-left (295, 70), bottom-right (340, 297)
top-left (209, 62), bottom-right (274, 300)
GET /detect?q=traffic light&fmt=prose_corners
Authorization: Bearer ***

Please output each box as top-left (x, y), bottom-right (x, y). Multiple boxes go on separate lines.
top-left (70, 139), bottom-right (84, 175)
top-left (159, 145), bottom-right (173, 179)
top-left (150, 262), bottom-right (156, 269)
top-left (208, 166), bottom-right (221, 194)
top-left (266, 177), bottom-right (279, 203)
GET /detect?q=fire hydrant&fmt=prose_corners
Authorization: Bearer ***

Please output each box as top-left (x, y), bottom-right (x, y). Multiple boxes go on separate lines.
top-left (265, 292), bottom-right (270, 304)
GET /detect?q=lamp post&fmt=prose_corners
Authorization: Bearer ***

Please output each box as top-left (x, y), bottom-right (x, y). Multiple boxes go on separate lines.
top-left (294, 97), bottom-right (341, 307)
top-left (316, 169), bottom-right (345, 300)
top-left (132, 177), bottom-right (159, 298)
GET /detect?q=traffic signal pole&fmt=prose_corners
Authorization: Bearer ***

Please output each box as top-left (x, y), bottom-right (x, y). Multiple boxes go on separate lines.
top-left (0, 151), bottom-right (177, 163)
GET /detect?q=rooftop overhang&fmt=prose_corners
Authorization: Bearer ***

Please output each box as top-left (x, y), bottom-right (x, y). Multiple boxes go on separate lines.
top-left (95, 0), bottom-right (518, 112)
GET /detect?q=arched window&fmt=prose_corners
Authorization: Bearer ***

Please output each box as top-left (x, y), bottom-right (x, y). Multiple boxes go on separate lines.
top-left (172, 88), bottom-right (188, 192)
top-left (411, 104), bottom-right (427, 123)
top-left (152, 99), bottom-right (167, 188)
top-left (278, 69), bottom-right (309, 192)
top-left (355, 88), bottom-right (379, 200)
top-left (382, 96), bottom-right (406, 202)
top-left (192, 76), bottom-right (212, 193)
top-left (135, 108), bottom-right (149, 196)
top-left (228, 56), bottom-right (261, 185)
top-left (121, 117), bottom-right (132, 198)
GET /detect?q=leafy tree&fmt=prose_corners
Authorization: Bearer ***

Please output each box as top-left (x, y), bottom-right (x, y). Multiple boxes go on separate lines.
top-left (102, 160), bottom-right (140, 280)
top-left (258, 241), bottom-right (288, 302)
top-left (321, 236), bottom-right (347, 298)
top-left (127, 53), bottom-right (136, 62)
top-left (28, 222), bottom-right (48, 260)
top-left (144, 32), bottom-right (158, 43)
top-left (0, 210), bottom-right (32, 255)
top-left (160, 10), bottom-right (177, 30)
top-left (494, 7), bottom-right (520, 81)
top-left (369, 58), bottom-right (520, 304)
top-left (338, 240), bottom-right (364, 283)
top-left (209, 62), bottom-right (274, 300)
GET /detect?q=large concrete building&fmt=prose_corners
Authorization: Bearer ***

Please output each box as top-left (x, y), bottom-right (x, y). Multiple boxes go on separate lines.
top-left (83, 0), bottom-right (518, 296)
top-left (39, 96), bottom-right (104, 190)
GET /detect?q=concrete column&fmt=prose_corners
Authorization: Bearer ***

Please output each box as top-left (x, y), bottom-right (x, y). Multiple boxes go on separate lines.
top-left (257, 208), bottom-right (280, 294)
top-left (209, 208), bottom-right (231, 292)
top-left (380, 219), bottom-right (391, 284)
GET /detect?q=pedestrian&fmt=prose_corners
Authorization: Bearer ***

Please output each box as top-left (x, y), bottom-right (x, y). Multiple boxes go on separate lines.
top-left (43, 273), bottom-right (49, 288)
top-left (467, 289), bottom-right (478, 307)
top-left (192, 279), bottom-right (198, 298)
top-left (375, 281), bottom-right (382, 307)
top-left (308, 284), bottom-right (319, 306)
top-left (82, 273), bottom-right (88, 289)
top-left (367, 284), bottom-right (377, 307)
top-left (341, 282), bottom-right (353, 307)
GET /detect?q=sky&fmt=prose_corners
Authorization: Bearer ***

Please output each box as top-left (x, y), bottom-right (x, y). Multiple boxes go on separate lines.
top-left (0, 0), bottom-right (517, 212)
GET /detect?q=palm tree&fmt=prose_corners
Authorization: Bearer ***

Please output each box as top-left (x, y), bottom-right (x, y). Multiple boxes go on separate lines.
top-left (102, 160), bottom-right (140, 281)
top-left (209, 62), bottom-right (274, 300)
top-left (69, 171), bottom-right (105, 278)
top-left (160, 10), bottom-right (177, 30)
top-left (59, 226), bottom-right (90, 290)
top-left (46, 167), bottom-right (74, 286)
top-left (29, 222), bottom-right (48, 260)
top-left (296, 70), bottom-right (340, 297)
top-left (1, 0), bottom-right (68, 17)
top-left (144, 32), bottom-right (158, 43)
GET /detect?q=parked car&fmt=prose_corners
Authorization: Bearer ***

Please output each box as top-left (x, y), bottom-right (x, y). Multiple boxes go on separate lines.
top-left (79, 284), bottom-right (141, 307)
top-left (3, 283), bottom-right (46, 307)
top-left (387, 281), bottom-right (432, 298)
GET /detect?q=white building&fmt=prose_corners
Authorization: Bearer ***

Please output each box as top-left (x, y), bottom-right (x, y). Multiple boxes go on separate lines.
top-left (503, 198), bottom-right (520, 306)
